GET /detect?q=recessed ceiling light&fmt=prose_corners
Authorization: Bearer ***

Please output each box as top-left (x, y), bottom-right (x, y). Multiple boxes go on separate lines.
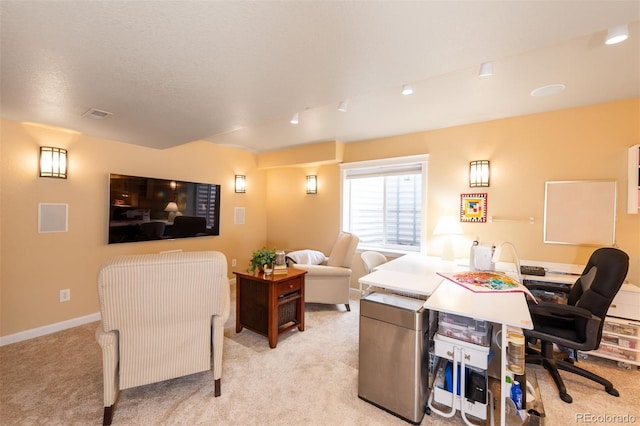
top-left (401, 84), bottom-right (413, 95)
top-left (83, 108), bottom-right (112, 120)
top-left (479, 62), bottom-right (493, 77)
top-left (290, 112), bottom-right (299, 125)
top-left (605, 24), bottom-right (629, 45)
top-left (530, 84), bottom-right (566, 97)
top-left (337, 100), bottom-right (348, 112)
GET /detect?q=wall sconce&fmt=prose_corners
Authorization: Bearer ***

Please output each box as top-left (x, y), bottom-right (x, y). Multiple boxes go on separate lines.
top-left (39, 146), bottom-right (67, 178)
top-left (306, 175), bottom-right (317, 194)
top-left (235, 175), bottom-right (246, 193)
top-left (469, 160), bottom-right (490, 187)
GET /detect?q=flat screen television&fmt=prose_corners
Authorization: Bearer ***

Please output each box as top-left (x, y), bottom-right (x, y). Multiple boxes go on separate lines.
top-left (108, 173), bottom-right (221, 244)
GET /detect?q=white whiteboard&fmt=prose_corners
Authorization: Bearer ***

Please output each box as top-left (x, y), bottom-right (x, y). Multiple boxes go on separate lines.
top-left (544, 180), bottom-right (616, 246)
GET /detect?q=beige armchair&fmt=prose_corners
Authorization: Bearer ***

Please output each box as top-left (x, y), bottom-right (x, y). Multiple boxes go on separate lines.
top-left (95, 251), bottom-right (230, 425)
top-left (360, 251), bottom-right (388, 294)
top-left (292, 232), bottom-right (359, 311)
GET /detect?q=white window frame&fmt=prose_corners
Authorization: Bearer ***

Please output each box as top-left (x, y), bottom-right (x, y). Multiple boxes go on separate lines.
top-left (340, 154), bottom-right (428, 256)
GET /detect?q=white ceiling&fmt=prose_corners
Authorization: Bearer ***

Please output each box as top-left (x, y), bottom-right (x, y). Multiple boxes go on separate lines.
top-left (1, 1), bottom-right (638, 153)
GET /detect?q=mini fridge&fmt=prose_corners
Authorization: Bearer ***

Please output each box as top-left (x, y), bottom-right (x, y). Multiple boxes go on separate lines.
top-left (358, 292), bottom-right (430, 424)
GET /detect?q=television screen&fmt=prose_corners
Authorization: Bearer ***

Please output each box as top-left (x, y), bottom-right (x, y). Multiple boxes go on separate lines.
top-left (108, 173), bottom-right (221, 244)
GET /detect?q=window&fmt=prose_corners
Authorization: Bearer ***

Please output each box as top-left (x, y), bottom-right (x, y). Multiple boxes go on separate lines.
top-left (341, 155), bottom-right (428, 253)
top-left (194, 183), bottom-right (220, 233)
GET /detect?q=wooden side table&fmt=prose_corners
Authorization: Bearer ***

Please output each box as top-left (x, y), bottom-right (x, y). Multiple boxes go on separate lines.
top-left (233, 268), bottom-right (306, 348)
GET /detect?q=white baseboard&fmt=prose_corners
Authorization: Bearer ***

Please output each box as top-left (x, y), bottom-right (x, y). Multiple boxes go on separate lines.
top-left (2, 279), bottom-right (237, 347)
top-left (0, 312), bottom-right (101, 347)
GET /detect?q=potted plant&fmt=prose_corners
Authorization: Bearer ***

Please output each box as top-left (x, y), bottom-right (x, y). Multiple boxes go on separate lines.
top-left (248, 247), bottom-right (277, 273)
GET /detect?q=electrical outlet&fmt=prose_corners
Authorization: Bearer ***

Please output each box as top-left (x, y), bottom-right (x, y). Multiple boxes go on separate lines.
top-left (231, 259), bottom-right (237, 267)
top-left (59, 289), bottom-right (71, 302)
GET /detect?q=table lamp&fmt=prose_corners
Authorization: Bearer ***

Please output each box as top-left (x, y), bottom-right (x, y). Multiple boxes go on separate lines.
top-left (164, 202), bottom-right (180, 223)
top-left (433, 215), bottom-right (463, 261)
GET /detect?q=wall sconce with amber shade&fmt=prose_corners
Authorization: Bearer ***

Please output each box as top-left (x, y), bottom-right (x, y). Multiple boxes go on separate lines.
top-left (306, 175), bottom-right (317, 194)
top-left (235, 175), bottom-right (246, 193)
top-left (469, 160), bottom-right (490, 187)
top-left (40, 147), bottom-right (67, 179)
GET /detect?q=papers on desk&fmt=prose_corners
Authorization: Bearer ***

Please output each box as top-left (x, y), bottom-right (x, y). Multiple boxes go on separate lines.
top-left (436, 271), bottom-right (537, 303)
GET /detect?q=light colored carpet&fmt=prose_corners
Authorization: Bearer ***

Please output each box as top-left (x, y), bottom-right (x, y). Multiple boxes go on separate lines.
top-left (1, 290), bottom-right (638, 425)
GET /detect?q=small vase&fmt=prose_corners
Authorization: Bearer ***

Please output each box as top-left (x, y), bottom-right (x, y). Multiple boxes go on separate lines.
top-left (263, 264), bottom-right (273, 275)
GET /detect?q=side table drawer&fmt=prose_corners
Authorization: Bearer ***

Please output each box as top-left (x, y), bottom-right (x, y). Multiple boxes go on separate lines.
top-left (277, 278), bottom-right (301, 296)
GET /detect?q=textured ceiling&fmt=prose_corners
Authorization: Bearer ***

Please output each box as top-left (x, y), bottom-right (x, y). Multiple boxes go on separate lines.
top-left (1, 1), bottom-right (638, 152)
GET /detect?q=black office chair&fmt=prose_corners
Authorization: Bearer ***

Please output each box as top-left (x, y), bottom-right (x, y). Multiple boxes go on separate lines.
top-left (524, 247), bottom-right (629, 403)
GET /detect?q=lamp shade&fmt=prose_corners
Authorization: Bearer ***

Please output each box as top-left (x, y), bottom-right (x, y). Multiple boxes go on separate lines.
top-left (164, 202), bottom-right (179, 212)
top-left (39, 146), bottom-right (67, 178)
top-left (434, 215), bottom-right (463, 261)
top-left (433, 215), bottom-right (463, 236)
top-left (164, 201), bottom-right (181, 223)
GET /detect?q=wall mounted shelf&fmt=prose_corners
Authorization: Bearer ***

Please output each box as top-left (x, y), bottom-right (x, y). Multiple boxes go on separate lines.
top-left (488, 216), bottom-right (535, 224)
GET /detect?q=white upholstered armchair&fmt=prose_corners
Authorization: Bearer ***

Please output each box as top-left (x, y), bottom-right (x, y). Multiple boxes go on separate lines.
top-left (291, 232), bottom-right (359, 311)
top-left (95, 251), bottom-right (230, 425)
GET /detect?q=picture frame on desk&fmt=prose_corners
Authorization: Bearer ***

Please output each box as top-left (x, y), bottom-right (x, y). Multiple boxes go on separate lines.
top-left (460, 193), bottom-right (487, 223)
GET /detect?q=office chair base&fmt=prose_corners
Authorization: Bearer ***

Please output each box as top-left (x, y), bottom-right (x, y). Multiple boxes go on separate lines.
top-left (607, 388), bottom-right (620, 397)
top-left (526, 342), bottom-right (620, 404)
top-left (559, 392), bottom-right (573, 404)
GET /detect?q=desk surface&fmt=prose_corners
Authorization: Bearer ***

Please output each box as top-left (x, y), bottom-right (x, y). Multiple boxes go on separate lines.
top-left (358, 254), bottom-right (466, 296)
top-left (359, 253), bottom-right (533, 328)
top-left (424, 280), bottom-right (533, 329)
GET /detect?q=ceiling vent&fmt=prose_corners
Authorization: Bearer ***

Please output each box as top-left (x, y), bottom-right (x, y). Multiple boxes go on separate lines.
top-left (83, 108), bottom-right (112, 120)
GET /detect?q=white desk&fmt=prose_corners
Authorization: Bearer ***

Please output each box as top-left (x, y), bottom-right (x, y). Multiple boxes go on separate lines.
top-left (425, 281), bottom-right (532, 426)
top-left (424, 280), bottom-right (533, 329)
top-left (358, 254), bottom-right (466, 296)
top-left (359, 254), bottom-right (533, 426)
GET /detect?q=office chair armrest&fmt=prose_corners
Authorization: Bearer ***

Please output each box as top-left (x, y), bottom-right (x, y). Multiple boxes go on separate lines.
top-left (528, 301), bottom-right (596, 321)
top-left (527, 302), bottom-right (603, 349)
top-left (523, 279), bottom-right (571, 294)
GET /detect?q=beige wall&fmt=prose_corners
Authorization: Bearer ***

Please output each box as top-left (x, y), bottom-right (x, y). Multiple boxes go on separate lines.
top-left (266, 163), bottom-right (341, 254)
top-left (2, 98), bottom-right (639, 338)
top-left (0, 120), bottom-right (266, 336)
top-left (266, 99), bottom-right (640, 287)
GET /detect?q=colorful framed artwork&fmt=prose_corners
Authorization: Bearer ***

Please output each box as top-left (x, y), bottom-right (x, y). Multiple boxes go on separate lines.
top-left (460, 193), bottom-right (487, 223)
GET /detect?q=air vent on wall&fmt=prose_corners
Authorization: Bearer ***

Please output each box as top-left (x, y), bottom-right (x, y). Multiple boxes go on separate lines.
top-left (83, 108), bottom-right (112, 120)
